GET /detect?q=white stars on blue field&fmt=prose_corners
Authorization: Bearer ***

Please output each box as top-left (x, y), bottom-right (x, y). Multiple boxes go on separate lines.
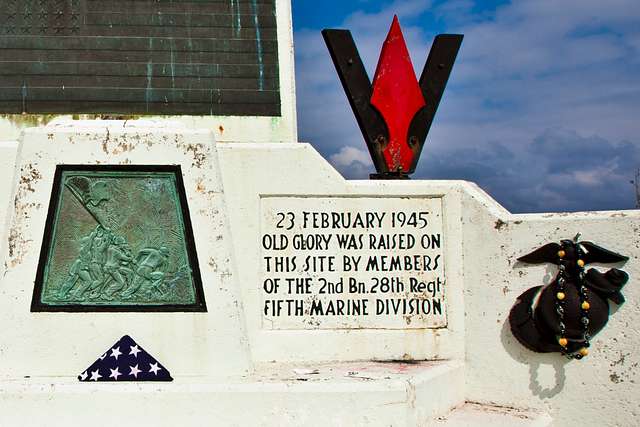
top-left (78, 335), bottom-right (172, 382)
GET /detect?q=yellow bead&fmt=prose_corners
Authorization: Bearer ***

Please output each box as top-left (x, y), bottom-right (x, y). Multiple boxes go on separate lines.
top-left (579, 348), bottom-right (589, 357)
top-left (558, 250), bottom-right (566, 258)
top-left (582, 301), bottom-right (590, 310)
top-left (559, 338), bottom-right (568, 347)
top-left (557, 292), bottom-right (566, 301)
top-left (577, 259), bottom-right (585, 268)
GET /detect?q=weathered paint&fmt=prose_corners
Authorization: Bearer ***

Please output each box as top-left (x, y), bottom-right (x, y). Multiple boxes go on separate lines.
top-left (231, 0), bottom-right (242, 38)
top-left (145, 39), bottom-right (154, 112)
top-left (0, 121), bottom-right (250, 379)
top-left (251, 0), bottom-right (266, 91)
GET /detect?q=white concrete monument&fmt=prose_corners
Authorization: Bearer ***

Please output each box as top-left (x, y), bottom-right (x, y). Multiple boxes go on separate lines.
top-left (0, 1), bottom-right (638, 426)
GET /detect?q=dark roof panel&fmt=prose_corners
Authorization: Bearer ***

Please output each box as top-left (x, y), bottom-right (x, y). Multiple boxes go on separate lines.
top-left (0, 0), bottom-right (280, 116)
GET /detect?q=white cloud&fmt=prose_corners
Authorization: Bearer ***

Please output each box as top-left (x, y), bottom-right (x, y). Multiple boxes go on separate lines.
top-left (330, 146), bottom-right (371, 168)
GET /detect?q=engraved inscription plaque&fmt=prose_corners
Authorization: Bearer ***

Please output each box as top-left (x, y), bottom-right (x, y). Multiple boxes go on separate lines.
top-left (0, 0), bottom-right (280, 116)
top-left (32, 165), bottom-right (206, 311)
top-left (260, 196), bottom-right (447, 329)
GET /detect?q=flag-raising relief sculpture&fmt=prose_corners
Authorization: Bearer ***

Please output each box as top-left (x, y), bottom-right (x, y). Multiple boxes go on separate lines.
top-left (32, 165), bottom-right (206, 312)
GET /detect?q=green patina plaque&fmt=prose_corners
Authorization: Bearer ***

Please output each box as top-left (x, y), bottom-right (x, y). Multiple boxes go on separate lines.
top-left (32, 165), bottom-right (206, 312)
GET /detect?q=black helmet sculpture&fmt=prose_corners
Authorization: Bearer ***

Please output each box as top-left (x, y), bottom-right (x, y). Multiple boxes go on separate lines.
top-left (509, 235), bottom-right (629, 359)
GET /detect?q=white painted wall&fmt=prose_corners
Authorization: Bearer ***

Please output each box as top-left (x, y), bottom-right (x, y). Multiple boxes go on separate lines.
top-left (0, 140), bottom-right (19, 257)
top-left (218, 143), bottom-right (466, 363)
top-left (218, 142), bottom-right (640, 426)
top-left (0, 121), bottom-right (251, 379)
top-left (460, 189), bottom-right (640, 427)
top-left (0, 123), bottom-right (637, 426)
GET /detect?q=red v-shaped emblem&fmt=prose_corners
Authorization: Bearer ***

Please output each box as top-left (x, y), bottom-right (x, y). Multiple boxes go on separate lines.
top-left (323, 18), bottom-right (463, 178)
top-left (371, 16), bottom-right (426, 173)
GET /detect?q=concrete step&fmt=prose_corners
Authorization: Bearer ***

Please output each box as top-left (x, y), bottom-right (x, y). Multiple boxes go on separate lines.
top-left (432, 402), bottom-right (553, 427)
top-left (0, 360), bottom-right (465, 426)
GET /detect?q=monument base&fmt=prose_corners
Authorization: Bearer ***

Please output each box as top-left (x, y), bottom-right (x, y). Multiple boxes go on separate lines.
top-left (0, 361), bottom-right (465, 426)
top-left (0, 120), bottom-right (637, 426)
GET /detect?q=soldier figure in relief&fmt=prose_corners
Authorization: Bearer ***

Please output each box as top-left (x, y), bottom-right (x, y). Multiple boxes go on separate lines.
top-left (85, 226), bottom-right (111, 297)
top-left (57, 234), bottom-right (94, 300)
top-left (122, 246), bottom-right (170, 298)
top-left (58, 223), bottom-right (174, 301)
top-left (102, 236), bottom-right (134, 299)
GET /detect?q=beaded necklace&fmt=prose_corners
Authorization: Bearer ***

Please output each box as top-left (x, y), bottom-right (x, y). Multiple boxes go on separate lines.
top-left (556, 237), bottom-right (591, 359)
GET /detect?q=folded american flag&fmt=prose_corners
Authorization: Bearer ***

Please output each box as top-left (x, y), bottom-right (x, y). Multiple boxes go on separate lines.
top-left (79, 335), bottom-right (173, 382)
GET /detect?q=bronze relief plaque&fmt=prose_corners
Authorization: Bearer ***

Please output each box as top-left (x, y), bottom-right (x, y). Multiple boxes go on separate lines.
top-left (32, 165), bottom-right (206, 312)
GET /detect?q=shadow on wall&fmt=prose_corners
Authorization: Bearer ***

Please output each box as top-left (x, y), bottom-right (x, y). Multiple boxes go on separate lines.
top-left (500, 261), bottom-right (570, 398)
top-left (500, 319), bottom-right (569, 399)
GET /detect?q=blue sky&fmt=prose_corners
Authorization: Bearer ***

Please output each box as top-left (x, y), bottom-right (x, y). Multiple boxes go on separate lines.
top-left (291, 0), bottom-right (640, 213)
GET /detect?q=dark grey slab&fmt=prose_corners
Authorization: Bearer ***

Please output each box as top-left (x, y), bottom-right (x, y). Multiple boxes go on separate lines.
top-left (0, 0), bottom-right (280, 116)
